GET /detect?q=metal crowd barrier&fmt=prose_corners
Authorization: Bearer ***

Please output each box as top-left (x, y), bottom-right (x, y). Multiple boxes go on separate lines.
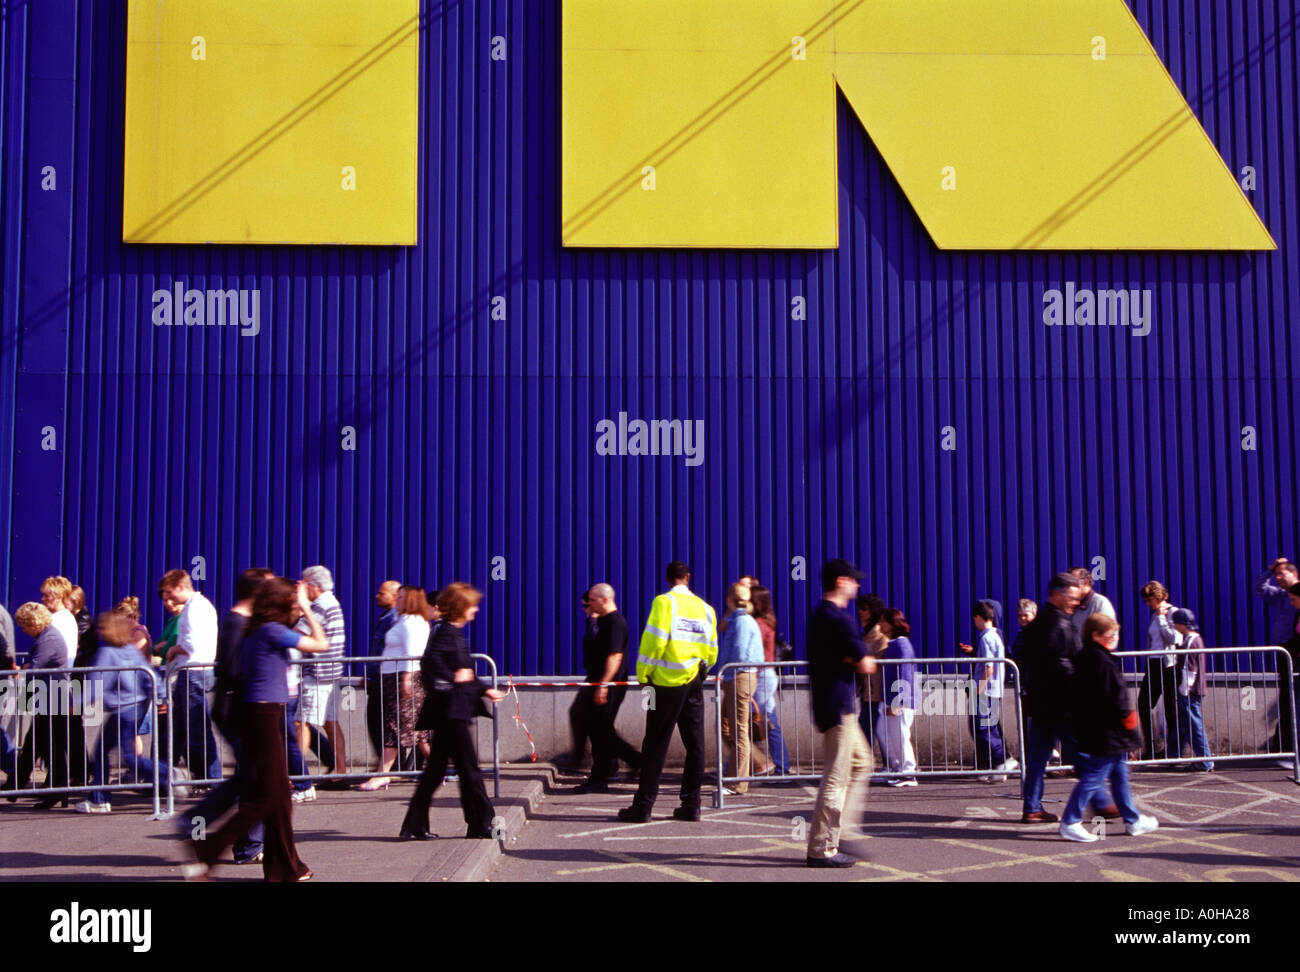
top-left (0, 664), bottom-right (166, 818)
top-left (713, 658), bottom-right (1027, 807)
top-left (162, 653), bottom-right (500, 818)
top-left (5, 645), bottom-right (1295, 819)
top-left (1114, 647), bottom-right (1297, 779)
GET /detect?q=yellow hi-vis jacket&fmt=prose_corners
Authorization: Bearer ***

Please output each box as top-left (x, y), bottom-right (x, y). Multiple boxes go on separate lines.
top-left (636, 585), bottom-right (719, 687)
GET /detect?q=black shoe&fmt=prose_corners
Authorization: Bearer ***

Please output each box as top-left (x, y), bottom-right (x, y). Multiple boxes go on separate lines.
top-left (317, 779), bottom-right (352, 791)
top-left (34, 796), bottom-right (62, 811)
top-left (806, 853), bottom-right (855, 868)
top-left (465, 829), bottom-right (494, 839)
top-left (617, 807), bottom-right (651, 823)
top-left (571, 781), bottom-right (609, 795)
top-left (672, 806), bottom-right (701, 822)
top-left (398, 826), bottom-right (433, 841)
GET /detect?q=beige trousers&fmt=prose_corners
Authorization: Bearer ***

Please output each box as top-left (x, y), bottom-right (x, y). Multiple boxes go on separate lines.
top-left (807, 713), bottom-right (873, 859)
top-left (721, 671), bottom-right (767, 793)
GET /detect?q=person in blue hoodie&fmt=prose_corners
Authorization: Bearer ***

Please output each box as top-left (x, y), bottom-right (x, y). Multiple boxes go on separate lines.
top-left (879, 608), bottom-right (919, 786)
top-left (76, 612), bottom-right (171, 813)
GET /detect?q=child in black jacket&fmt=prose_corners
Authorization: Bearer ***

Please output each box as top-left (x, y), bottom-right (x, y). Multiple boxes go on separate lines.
top-left (1059, 614), bottom-right (1159, 842)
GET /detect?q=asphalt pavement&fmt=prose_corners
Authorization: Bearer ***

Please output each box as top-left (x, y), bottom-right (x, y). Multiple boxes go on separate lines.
top-left (489, 763), bottom-right (1300, 882)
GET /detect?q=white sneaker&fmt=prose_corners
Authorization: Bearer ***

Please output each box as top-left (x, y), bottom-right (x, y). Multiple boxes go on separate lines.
top-left (181, 862), bottom-right (210, 881)
top-left (292, 785), bottom-right (317, 804)
top-left (1126, 813), bottom-right (1159, 836)
top-left (1059, 821), bottom-right (1099, 842)
top-left (896, 778), bottom-right (918, 787)
top-left (170, 766), bottom-right (192, 800)
top-left (996, 758), bottom-right (1019, 773)
top-left (981, 774), bottom-right (1006, 784)
top-left (74, 800), bottom-right (111, 814)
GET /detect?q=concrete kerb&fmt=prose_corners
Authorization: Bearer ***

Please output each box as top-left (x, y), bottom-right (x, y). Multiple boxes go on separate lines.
top-left (422, 765), bottom-right (555, 882)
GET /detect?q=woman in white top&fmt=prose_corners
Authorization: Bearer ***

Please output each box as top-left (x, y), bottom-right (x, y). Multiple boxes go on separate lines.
top-left (1136, 580), bottom-right (1181, 761)
top-left (362, 586), bottom-right (432, 790)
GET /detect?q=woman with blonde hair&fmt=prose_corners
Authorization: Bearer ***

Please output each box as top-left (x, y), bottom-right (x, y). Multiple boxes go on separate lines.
top-left (8, 603), bottom-right (71, 808)
top-left (715, 581), bottom-right (768, 794)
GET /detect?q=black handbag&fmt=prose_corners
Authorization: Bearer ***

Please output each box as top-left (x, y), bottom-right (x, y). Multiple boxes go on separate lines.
top-left (776, 632), bottom-right (795, 662)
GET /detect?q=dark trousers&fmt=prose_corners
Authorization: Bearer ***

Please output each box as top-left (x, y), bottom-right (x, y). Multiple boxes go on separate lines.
top-left (568, 694), bottom-right (592, 764)
top-left (586, 686), bottom-right (642, 785)
top-left (177, 670), bottom-right (221, 781)
top-left (1022, 716), bottom-right (1079, 814)
top-left (66, 712), bottom-right (88, 787)
top-left (858, 700), bottom-right (881, 756)
top-left (366, 676), bottom-right (384, 759)
top-left (631, 669), bottom-right (706, 815)
top-left (197, 702), bottom-right (307, 882)
top-left (1135, 660), bottom-right (1180, 759)
top-left (13, 713), bottom-right (71, 791)
top-left (185, 722), bottom-right (265, 861)
top-left (403, 718), bottom-right (494, 836)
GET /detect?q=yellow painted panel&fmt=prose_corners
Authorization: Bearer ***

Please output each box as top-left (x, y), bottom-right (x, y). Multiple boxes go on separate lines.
top-left (123, 0), bottom-right (419, 245)
top-left (831, 0), bottom-right (1152, 55)
top-left (562, 0), bottom-right (839, 248)
top-left (562, 0), bottom-right (1274, 251)
top-left (832, 1), bottom-right (1274, 250)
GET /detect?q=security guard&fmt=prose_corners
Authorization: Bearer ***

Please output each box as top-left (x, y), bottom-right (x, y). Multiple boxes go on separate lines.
top-left (618, 561), bottom-right (718, 822)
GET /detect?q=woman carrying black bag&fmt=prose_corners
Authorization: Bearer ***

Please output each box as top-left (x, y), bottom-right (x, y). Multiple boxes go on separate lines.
top-left (399, 583), bottom-right (505, 841)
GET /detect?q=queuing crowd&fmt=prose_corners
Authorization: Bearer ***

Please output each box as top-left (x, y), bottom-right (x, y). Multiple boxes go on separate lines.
top-left (1, 555), bottom-right (1299, 874)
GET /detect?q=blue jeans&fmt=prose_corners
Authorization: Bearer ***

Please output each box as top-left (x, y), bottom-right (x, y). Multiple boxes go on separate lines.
top-left (1176, 696), bottom-right (1214, 770)
top-left (970, 694), bottom-right (1006, 770)
top-left (753, 671), bottom-right (790, 773)
top-left (858, 702), bottom-right (881, 759)
top-left (90, 703), bottom-right (170, 806)
top-left (183, 728), bottom-right (265, 861)
top-left (285, 697), bottom-right (311, 790)
top-left (757, 705), bottom-right (790, 774)
top-left (1062, 754), bottom-right (1141, 826)
top-left (1022, 716), bottom-right (1079, 813)
top-left (178, 669), bottom-right (221, 781)
top-left (0, 725), bottom-right (16, 780)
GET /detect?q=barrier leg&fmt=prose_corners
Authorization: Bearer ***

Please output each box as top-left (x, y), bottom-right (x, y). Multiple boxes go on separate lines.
top-left (714, 678), bottom-right (724, 809)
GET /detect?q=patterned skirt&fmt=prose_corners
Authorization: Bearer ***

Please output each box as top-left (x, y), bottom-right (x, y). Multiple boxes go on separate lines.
top-left (382, 672), bottom-right (428, 750)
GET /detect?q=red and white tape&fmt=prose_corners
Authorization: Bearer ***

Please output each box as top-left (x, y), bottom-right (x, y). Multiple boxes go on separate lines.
top-left (506, 676), bottom-right (537, 762)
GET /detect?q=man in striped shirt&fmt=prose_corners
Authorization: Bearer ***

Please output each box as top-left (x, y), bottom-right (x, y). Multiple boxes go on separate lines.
top-left (296, 566), bottom-right (348, 781)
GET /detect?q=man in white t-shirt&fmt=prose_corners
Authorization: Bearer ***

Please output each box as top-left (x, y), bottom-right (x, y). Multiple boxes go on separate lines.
top-left (160, 569), bottom-right (221, 781)
top-left (40, 576), bottom-right (79, 668)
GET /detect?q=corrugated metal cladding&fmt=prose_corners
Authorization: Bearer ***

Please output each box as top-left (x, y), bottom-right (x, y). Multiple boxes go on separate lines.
top-left (0, 0), bottom-right (1297, 673)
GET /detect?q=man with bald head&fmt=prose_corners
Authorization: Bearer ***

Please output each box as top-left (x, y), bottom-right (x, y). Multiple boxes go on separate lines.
top-left (573, 583), bottom-right (642, 794)
top-left (366, 581), bottom-right (402, 768)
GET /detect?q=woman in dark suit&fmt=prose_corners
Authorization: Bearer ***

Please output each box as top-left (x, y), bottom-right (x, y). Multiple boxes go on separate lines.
top-left (400, 583), bottom-right (504, 840)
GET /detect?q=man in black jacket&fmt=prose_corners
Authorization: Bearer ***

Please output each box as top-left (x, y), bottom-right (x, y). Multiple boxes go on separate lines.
top-left (572, 583), bottom-right (642, 794)
top-left (1019, 573), bottom-right (1097, 824)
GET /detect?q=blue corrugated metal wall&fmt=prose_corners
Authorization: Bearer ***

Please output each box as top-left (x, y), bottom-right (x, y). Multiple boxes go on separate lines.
top-left (1, 0), bottom-right (1297, 672)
